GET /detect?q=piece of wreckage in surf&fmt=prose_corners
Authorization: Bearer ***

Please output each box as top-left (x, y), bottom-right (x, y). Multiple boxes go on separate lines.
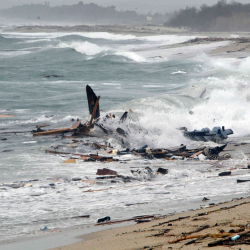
top-left (33, 85), bottom-right (101, 137)
top-left (181, 126), bottom-right (233, 142)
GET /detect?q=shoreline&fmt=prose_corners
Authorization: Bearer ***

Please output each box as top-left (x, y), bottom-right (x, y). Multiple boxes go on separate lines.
top-left (1, 25), bottom-right (250, 250)
top-left (55, 196), bottom-right (250, 250)
top-left (3, 24), bottom-right (250, 57)
top-left (3, 24), bottom-right (250, 37)
top-left (1, 195), bottom-right (250, 250)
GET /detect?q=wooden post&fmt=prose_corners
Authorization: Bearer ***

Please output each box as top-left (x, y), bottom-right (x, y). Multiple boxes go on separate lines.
top-left (89, 96), bottom-right (100, 126)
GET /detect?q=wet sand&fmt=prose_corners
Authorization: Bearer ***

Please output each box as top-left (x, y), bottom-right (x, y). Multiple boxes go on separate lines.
top-left (52, 197), bottom-right (250, 250)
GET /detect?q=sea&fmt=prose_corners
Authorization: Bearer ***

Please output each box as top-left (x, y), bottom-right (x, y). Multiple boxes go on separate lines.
top-left (1, 23), bottom-right (250, 245)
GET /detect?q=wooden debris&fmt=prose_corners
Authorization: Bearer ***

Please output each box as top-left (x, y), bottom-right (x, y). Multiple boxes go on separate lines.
top-left (45, 149), bottom-right (118, 162)
top-left (94, 215), bottom-right (155, 226)
top-left (189, 150), bottom-right (203, 158)
top-left (169, 233), bottom-right (233, 244)
top-left (33, 120), bottom-right (84, 136)
top-left (208, 230), bottom-right (250, 247)
top-left (0, 114), bottom-right (15, 117)
top-left (88, 96), bottom-right (100, 126)
top-left (63, 159), bottom-right (76, 163)
top-left (96, 168), bottom-right (118, 175)
top-left (153, 216), bottom-right (190, 227)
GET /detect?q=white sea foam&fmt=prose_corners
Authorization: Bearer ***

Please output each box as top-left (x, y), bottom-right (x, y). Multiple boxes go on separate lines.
top-left (115, 51), bottom-right (146, 62)
top-left (102, 82), bottom-right (121, 86)
top-left (171, 70), bottom-right (187, 74)
top-left (57, 41), bottom-right (109, 55)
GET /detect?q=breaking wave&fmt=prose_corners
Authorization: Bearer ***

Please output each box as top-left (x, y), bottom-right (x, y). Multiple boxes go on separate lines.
top-left (115, 51), bottom-right (146, 62)
top-left (57, 41), bottom-right (110, 55)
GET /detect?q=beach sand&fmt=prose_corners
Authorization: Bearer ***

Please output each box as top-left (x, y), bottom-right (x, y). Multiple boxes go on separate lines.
top-left (52, 197), bottom-right (250, 250)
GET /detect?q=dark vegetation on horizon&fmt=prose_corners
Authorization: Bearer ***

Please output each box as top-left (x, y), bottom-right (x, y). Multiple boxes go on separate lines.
top-left (166, 0), bottom-right (250, 31)
top-left (0, 1), bottom-right (170, 25)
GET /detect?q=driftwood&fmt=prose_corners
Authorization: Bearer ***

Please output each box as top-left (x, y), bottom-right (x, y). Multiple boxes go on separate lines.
top-left (153, 216), bottom-right (190, 227)
top-left (208, 230), bottom-right (250, 247)
top-left (0, 114), bottom-right (15, 117)
top-left (185, 225), bottom-right (210, 235)
top-left (94, 215), bottom-right (155, 226)
top-left (45, 149), bottom-right (117, 162)
top-left (169, 233), bottom-right (234, 244)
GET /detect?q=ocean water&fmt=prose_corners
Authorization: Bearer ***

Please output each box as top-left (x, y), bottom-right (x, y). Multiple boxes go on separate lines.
top-left (1, 25), bottom-right (250, 243)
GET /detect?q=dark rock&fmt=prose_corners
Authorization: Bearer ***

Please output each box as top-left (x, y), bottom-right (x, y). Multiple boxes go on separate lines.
top-left (1, 138), bottom-right (7, 140)
top-left (202, 197), bottom-right (209, 201)
top-left (97, 216), bottom-right (111, 223)
top-left (4, 183), bottom-right (23, 188)
top-left (72, 177), bottom-right (82, 181)
top-left (157, 167), bottom-right (168, 175)
top-left (218, 171), bottom-right (231, 176)
top-left (237, 179), bottom-right (250, 183)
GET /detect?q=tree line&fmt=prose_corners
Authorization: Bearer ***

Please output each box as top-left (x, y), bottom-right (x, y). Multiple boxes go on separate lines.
top-left (0, 2), bottom-right (170, 25)
top-left (166, 0), bottom-right (250, 31)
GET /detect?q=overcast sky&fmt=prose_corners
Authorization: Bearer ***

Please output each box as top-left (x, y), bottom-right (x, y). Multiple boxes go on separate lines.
top-left (1, 0), bottom-right (250, 13)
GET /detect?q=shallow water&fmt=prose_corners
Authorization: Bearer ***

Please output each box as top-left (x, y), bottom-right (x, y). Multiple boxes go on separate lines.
top-left (1, 25), bottom-right (250, 242)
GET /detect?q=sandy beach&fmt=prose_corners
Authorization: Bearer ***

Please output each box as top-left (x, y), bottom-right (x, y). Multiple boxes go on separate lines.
top-left (51, 197), bottom-right (250, 250)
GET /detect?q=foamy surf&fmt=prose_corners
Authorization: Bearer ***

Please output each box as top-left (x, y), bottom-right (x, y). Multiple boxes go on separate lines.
top-left (1, 26), bottom-right (250, 246)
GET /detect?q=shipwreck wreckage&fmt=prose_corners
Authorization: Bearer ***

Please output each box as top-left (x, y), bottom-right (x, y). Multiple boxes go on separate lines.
top-left (31, 85), bottom-right (233, 163)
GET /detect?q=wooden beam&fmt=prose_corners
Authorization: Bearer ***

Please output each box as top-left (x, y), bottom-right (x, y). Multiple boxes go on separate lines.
top-left (88, 96), bottom-right (100, 126)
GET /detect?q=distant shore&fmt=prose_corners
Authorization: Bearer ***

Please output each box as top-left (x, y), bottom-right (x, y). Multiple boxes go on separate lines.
top-left (3, 24), bottom-right (187, 36)
top-left (4, 24), bottom-right (250, 38)
top-left (4, 24), bottom-right (250, 57)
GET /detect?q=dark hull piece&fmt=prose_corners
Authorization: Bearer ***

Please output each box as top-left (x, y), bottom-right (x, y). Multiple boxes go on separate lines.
top-left (86, 85), bottom-right (100, 120)
top-left (183, 126), bottom-right (233, 142)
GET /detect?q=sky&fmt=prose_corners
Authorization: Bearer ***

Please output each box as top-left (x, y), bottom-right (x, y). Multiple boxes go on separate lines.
top-left (1, 0), bottom-right (250, 13)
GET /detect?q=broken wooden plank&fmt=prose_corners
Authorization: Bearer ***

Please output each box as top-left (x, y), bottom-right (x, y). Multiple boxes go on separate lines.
top-left (45, 149), bottom-right (117, 162)
top-left (63, 159), bottom-right (76, 163)
top-left (33, 128), bottom-right (71, 136)
top-left (94, 215), bottom-right (155, 226)
top-left (189, 150), bottom-right (203, 158)
top-left (89, 96), bottom-right (100, 126)
top-left (0, 114), bottom-right (15, 117)
top-left (208, 230), bottom-right (250, 247)
top-left (33, 121), bottom-right (85, 137)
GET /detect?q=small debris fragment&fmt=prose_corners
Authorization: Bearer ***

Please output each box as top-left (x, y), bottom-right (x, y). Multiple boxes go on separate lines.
top-left (97, 216), bottom-right (111, 223)
top-left (96, 168), bottom-right (118, 176)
